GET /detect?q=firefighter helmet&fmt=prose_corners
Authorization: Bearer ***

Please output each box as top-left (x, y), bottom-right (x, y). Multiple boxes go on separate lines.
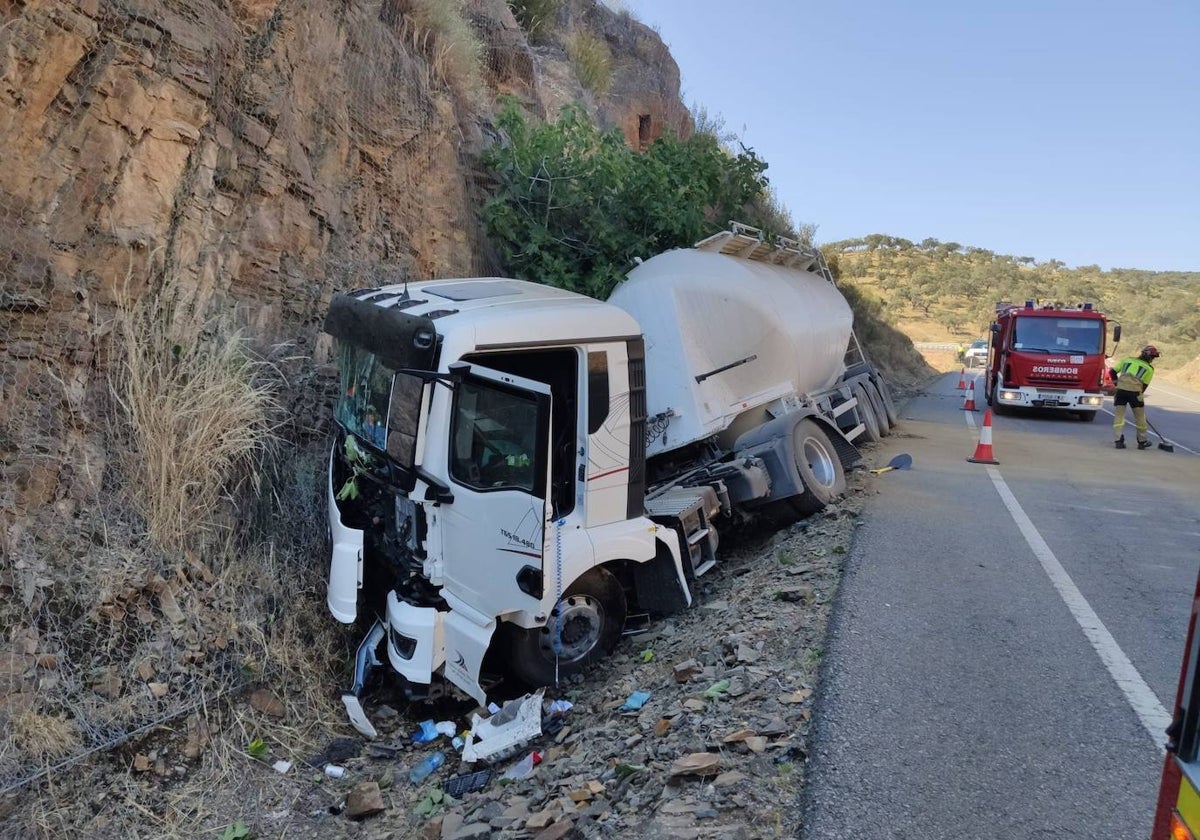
top-left (1141, 345), bottom-right (1160, 360)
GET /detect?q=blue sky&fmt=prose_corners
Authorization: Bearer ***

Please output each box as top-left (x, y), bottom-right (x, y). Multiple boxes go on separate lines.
top-left (617, 0), bottom-right (1199, 271)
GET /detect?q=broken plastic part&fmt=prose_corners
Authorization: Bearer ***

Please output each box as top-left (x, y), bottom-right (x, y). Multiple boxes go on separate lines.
top-left (442, 769), bottom-right (494, 797)
top-left (461, 689), bottom-right (544, 764)
top-left (342, 694), bottom-right (377, 740)
top-left (502, 750), bottom-right (542, 780)
top-left (342, 620), bottom-right (386, 738)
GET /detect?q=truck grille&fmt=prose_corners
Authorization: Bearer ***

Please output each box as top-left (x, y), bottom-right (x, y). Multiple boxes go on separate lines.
top-left (1028, 375), bottom-right (1080, 386)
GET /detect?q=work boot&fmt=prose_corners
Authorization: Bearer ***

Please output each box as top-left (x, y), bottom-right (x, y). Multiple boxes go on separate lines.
top-left (1137, 440), bottom-right (1152, 450)
top-left (1114, 436), bottom-right (1126, 449)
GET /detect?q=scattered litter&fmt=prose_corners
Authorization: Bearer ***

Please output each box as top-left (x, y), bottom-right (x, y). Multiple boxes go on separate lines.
top-left (435, 721), bottom-right (457, 737)
top-left (324, 764), bottom-right (346, 779)
top-left (307, 736), bottom-right (362, 768)
top-left (443, 769), bottom-right (494, 798)
top-left (501, 750), bottom-right (542, 780)
top-left (547, 699), bottom-right (573, 714)
top-left (412, 719), bottom-right (440, 744)
top-left (778, 688), bottom-right (813, 704)
top-left (702, 679), bottom-right (730, 700)
top-left (462, 689), bottom-right (544, 763)
top-left (408, 750), bottom-right (445, 784)
top-left (639, 649), bottom-right (654, 663)
top-left (618, 690), bottom-right (651, 712)
top-left (272, 759), bottom-right (293, 774)
top-left (487, 702), bottom-right (501, 715)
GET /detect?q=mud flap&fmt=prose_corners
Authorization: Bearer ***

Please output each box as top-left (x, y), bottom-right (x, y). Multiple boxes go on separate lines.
top-left (442, 610), bottom-right (496, 706)
top-left (341, 619), bottom-right (385, 739)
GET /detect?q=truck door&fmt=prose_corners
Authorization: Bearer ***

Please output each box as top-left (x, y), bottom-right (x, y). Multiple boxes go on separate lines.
top-left (440, 365), bottom-right (553, 621)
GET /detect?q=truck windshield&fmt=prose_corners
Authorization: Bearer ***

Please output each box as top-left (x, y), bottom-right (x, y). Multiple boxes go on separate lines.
top-left (333, 339), bottom-right (419, 461)
top-left (1012, 317), bottom-right (1102, 355)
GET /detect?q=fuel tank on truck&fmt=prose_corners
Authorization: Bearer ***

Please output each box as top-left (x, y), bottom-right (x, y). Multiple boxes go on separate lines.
top-left (608, 246), bottom-right (854, 457)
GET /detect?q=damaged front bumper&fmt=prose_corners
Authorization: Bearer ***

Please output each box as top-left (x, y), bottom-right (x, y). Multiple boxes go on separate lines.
top-left (341, 596), bottom-right (496, 738)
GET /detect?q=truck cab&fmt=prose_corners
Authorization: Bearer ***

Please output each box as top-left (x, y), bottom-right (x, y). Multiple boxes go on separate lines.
top-left (983, 300), bottom-right (1117, 421)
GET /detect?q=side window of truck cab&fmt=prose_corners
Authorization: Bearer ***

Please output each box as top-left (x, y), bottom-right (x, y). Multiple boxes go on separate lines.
top-left (449, 379), bottom-right (541, 493)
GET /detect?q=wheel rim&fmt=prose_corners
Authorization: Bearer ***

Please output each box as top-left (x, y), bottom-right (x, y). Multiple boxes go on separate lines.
top-left (540, 594), bottom-right (604, 662)
top-left (800, 435), bottom-right (837, 490)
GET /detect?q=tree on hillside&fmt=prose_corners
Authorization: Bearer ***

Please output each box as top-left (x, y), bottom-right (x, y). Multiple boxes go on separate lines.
top-left (482, 102), bottom-right (777, 299)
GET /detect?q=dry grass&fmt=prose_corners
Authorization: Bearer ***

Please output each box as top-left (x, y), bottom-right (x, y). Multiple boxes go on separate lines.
top-left (109, 280), bottom-right (279, 556)
top-left (568, 31), bottom-right (613, 95)
top-left (398, 0), bottom-right (485, 103)
top-left (10, 713), bottom-right (80, 762)
top-left (508, 0), bottom-right (561, 41)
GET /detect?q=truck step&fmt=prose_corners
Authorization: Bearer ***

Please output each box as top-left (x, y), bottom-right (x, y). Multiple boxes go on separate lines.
top-left (621, 613), bottom-right (653, 636)
top-left (692, 558), bottom-right (717, 577)
top-left (686, 527), bottom-right (712, 546)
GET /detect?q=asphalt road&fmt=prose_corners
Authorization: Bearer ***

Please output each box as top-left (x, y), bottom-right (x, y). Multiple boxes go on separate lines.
top-left (800, 373), bottom-right (1200, 839)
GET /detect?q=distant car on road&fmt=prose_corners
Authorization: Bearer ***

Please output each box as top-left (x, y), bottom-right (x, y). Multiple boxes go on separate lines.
top-left (964, 338), bottom-right (988, 367)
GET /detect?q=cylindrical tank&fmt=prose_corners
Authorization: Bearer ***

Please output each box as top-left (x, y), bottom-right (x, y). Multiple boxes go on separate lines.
top-left (608, 248), bottom-right (853, 457)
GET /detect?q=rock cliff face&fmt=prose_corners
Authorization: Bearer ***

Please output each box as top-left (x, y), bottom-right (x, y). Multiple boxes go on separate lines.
top-left (0, 0), bottom-right (687, 571)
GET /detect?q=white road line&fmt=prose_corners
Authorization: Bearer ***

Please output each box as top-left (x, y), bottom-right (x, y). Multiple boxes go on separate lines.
top-left (1155, 383), bottom-right (1200, 407)
top-left (963, 411), bottom-right (1170, 748)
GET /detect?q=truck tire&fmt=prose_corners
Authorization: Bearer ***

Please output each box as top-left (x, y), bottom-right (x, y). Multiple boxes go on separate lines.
top-left (875, 377), bottom-right (900, 427)
top-left (501, 567), bottom-right (626, 688)
top-left (865, 381), bottom-right (892, 435)
top-left (987, 376), bottom-right (1010, 416)
top-left (852, 383), bottom-right (882, 443)
top-left (788, 419), bottom-right (847, 516)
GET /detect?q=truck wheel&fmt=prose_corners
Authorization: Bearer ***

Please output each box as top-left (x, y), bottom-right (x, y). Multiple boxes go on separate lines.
top-left (502, 567), bottom-right (626, 688)
top-left (865, 381), bottom-right (892, 435)
top-left (988, 379), bottom-right (1010, 416)
top-left (852, 384), bottom-right (882, 443)
top-left (789, 419), bottom-right (847, 516)
top-left (875, 377), bottom-right (900, 427)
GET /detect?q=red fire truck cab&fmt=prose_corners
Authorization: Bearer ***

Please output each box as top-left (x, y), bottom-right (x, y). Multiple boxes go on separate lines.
top-left (983, 300), bottom-right (1121, 422)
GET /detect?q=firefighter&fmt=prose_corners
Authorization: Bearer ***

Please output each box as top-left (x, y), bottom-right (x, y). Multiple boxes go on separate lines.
top-left (1111, 345), bottom-right (1160, 449)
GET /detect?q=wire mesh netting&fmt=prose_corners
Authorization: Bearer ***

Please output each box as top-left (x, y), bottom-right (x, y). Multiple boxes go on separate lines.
top-left (0, 0), bottom-right (687, 799)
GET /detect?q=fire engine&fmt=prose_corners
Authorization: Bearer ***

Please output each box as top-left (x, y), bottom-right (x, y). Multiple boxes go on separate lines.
top-left (983, 300), bottom-right (1120, 421)
top-left (1151, 570), bottom-right (1200, 839)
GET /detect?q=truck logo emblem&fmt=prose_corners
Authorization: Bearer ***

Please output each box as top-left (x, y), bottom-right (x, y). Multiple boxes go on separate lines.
top-left (453, 651), bottom-right (466, 669)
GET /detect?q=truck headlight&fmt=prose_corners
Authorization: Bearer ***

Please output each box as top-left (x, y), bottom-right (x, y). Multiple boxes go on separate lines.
top-left (1080, 395), bottom-right (1103, 406)
top-left (1000, 390), bottom-right (1021, 401)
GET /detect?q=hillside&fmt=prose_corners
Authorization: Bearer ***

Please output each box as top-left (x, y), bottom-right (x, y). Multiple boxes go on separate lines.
top-left (824, 235), bottom-right (1200, 381)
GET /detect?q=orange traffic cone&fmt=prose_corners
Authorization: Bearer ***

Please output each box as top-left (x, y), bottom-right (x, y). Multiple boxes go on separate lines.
top-left (956, 368), bottom-right (967, 390)
top-left (962, 377), bottom-right (978, 412)
top-left (967, 409), bottom-right (999, 464)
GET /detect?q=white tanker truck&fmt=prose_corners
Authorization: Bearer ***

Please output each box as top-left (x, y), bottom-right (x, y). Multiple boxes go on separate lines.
top-left (322, 223), bottom-right (896, 736)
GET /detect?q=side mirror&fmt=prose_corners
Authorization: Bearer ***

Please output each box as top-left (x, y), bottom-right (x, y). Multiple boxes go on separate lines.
top-left (1112, 323), bottom-right (1122, 344)
top-left (989, 323), bottom-right (999, 333)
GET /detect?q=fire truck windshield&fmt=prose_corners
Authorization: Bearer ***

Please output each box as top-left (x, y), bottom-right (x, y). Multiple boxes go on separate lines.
top-left (1012, 316), bottom-right (1103, 355)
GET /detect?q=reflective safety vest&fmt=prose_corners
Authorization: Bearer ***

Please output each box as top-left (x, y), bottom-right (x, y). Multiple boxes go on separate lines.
top-left (1115, 356), bottom-right (1155, 393)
